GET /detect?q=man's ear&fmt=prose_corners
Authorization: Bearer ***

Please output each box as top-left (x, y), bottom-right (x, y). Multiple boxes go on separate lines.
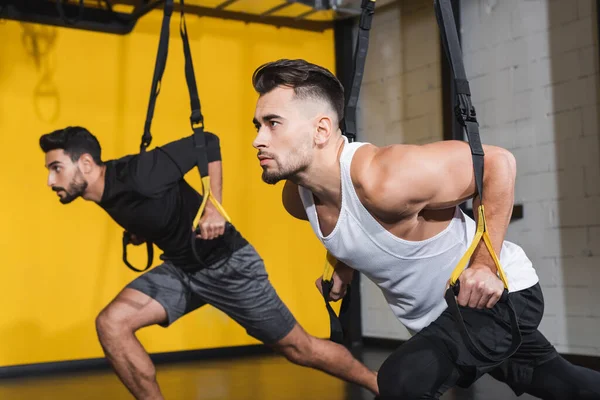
top-left (78, 153), bottom-right (95, 174)
top-left (315, 115), bottom-right (334, 145)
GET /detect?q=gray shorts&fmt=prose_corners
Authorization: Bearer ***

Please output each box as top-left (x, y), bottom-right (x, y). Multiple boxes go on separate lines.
top-left (126, 244), bottom-right (297, 345)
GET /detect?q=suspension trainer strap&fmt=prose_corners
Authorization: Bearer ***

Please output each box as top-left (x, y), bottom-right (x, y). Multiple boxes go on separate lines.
top-left (174, 0), bottom-right (232, 267)
top-left (121, 0), bottom-right (175, 273)
top-left (341, 0), bottom-right (376, 144)
top-left (122, 232), bottom-right (154, 273)
top-left (179, 0), bottom-right (230, 229)
top-left (321, 252), bottom-right (352, 344)
top-left (434, 0), bottom-right (521, 363)
top-left (142, 0), bottom-right (174, 153)
top-left (321, 0), bottom-right (376, 344)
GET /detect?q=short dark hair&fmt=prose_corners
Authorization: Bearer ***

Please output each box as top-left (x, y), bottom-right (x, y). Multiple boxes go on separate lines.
top-left (39, 126), bottom-right (103, 165)
top-left (252, 59), bottom-right (345, 124)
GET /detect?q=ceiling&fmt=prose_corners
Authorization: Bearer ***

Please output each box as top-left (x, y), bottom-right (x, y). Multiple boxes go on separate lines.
top-left (0, 0), bottom-right (398, 34)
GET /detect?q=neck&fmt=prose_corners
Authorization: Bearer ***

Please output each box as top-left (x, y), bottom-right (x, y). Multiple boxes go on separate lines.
top-left (82, 164), bottom-right (107, 203)
top-left (291, 135), bottom-right (346, 205)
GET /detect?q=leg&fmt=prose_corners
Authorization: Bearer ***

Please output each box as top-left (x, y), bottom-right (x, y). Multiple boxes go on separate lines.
top-left (525, 354), bottom-right (600, 399)
top-left (490, 330), bottom-right (600, 400)
top-left (95, 288), bottom-right (167, 400)
top-left (376, 334), bottom-right (462, 400)
top-left (96, 262), bottom-right (205, 400)
top-left (269, 323), bottom-right (379, 395)
top-left (189, 243), bottom-right (379, 394)
top-left (489, 283), bottom-right (600, 399)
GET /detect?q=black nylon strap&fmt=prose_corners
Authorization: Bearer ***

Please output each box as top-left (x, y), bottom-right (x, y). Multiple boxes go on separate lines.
top-left (141, 0), bottom-right (174, 153)
top-left (454, 79), bottom-right (471, 96)
top-left (445, 284), bottom-right (521, 363)
top-left (435, 0), bottom-right (484, 200)
top-left (435, 0), bottom-right (522, 363)
top-left (122, 231), bottom-right (154, 273)
top-left (179, 0), bottom-right (208, 179)
top-left (176, 0), bottom-right (232, 267)
top-left (321, 279), bottom-right (352, 344)
top-left (122, 0), bottom-right (175, 272)
top-left (322, 0), bottom-right (375, 344)
top-left (179, 0), bottom-right (203, 128)
top-left (465, 120), bottom-right (484, 200)
top-left (342, 0), bottom-right (375, 143)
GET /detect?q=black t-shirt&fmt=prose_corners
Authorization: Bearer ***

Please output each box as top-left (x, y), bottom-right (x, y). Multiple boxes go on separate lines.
top-left (97, 132), bottom-right (248, 268)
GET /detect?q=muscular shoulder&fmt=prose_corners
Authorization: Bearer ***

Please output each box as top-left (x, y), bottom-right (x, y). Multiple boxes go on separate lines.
top-left (349, 143), bottom-right (430, 221)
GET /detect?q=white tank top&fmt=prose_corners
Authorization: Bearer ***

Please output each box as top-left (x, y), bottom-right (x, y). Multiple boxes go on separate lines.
top-left (298, 137), bottom-right (539, 334)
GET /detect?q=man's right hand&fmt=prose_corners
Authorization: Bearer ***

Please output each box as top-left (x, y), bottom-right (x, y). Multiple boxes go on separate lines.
top-left (315, 262), bottom-right (355, 301)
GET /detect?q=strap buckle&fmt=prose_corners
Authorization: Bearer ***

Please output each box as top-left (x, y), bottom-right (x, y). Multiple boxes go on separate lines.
top-left (191, 110), bottom-right (204, 129)
top-left (359, 0), bottom-right (375, 29)
top-left (140, 130), bottom-right (152, 152)
top-left (361, 0), bottom-right (376, 12)
top-left (455, 93), bottom-right (477, 126)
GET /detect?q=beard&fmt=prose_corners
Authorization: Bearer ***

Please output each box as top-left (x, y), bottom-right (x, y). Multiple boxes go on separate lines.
top-left (261, 147), bottom-right (312, 185)
top-left (52, 170), bottom-right (88, 204)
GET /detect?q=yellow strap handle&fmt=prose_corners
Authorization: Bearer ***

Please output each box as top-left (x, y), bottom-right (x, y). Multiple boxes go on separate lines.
top-left (449, 204), bottom-right (509, 289)
top-left (192, 176), bottom-right (231, 231)
top-left (322, 251), bottom-right (338, 282)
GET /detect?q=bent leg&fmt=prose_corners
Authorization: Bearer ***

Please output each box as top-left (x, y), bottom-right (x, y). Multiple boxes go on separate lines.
top-left (377, 335), bottom-right (461, 400)
top-left (523, 355), bottom-right (600, 400)
top-left (96, 262), bottom-right (205, 400)
top-left (270, 323), bottom-right (379, 395)
top-left (96, 287), bottom-right (167, 400)
top-left (489, 284), bottom-right (600, 399)
top-left (189, 244), bottom-right (379, 394)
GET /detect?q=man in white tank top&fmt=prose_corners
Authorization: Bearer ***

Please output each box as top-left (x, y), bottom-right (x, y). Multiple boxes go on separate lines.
top-left (249, 59), bottom-right (600, 399)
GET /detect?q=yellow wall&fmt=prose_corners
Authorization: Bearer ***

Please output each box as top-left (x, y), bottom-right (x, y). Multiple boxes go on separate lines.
top-left (0, 10), bottom-right (337, 367)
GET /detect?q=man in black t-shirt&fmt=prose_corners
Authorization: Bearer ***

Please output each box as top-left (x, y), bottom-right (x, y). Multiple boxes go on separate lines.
top-left (40, 126), bottom-right (379, 399)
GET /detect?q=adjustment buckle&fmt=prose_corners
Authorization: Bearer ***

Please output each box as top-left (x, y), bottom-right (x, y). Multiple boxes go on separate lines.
top-left (455, 93), bottom-right (477, 126)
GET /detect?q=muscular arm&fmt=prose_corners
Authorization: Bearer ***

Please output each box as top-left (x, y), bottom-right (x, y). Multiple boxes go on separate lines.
top-left (207, 160), bottom-right (223, 202)
top-left (357, 140), bottom-right (517, 275)
top-left (131, 131), bottom-right (222, 196)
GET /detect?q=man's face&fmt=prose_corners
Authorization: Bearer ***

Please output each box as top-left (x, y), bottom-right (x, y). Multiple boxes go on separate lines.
top-left (44, 149), bottom-right (88, 204)
top-left (252, 86), bottom-right (316, 185)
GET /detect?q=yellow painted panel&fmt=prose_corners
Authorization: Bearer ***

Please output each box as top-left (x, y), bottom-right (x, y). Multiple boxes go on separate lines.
top-left (0, 9), bottom-right (338, 367)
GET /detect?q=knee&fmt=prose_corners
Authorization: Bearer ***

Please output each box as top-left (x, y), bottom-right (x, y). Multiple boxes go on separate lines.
top-left (274, 335), bottom-right (317, 368)
top-left (377, 345), bottom-right (454, 399)
top-left (95, 305), bottom-right (133, 340)
top-left (377, 358), bottom-right (417, 399)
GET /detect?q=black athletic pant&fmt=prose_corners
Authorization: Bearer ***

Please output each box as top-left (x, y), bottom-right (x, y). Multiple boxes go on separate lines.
top-left (377, 283), bottom-right (600, 399)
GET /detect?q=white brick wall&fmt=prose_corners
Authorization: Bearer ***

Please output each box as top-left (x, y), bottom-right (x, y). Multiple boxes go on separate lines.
top-left (357, 0), bottom-right (442, 341)
top-left (357, 0), bottom-right (600, 357)
top-left (462, 0), bottom-right (600, 357)
top-left (358, 0), bottom-right (442, 148)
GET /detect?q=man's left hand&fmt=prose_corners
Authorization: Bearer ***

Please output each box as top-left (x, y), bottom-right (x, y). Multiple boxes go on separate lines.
top-left (457, 265), bottom-right (505, 309)
top-left (196, 208), bottom-right (226, 240)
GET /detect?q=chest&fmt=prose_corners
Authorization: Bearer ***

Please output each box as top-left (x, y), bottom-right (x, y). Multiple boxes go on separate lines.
top-left (102, 191), bottom-right (174, 237)
top-left (314, 202), bottom-right (341, 237)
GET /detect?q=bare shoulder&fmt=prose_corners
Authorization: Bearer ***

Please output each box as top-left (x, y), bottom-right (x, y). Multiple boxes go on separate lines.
top-left (348, 143), bottom-right (422, 221)
top-left (282, 180), bottom-right (308, 221)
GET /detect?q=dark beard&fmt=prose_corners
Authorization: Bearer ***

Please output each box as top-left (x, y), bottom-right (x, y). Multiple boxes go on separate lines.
top-left (261, 160), bottom-right (307, 185)
top-left (260, 142), bottom-right (312, 185)
top-left (53, 174), bottom-right (88, 204)
top-left (262, 169), bottom-right (286, 185)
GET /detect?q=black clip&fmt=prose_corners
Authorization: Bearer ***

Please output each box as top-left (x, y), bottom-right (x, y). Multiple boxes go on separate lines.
top-left (140, 131), bottom-right (152, 152)
top-left (191, 110), bottom-right (204, 128)
top-left (455, 93), bottom-right (477, 126)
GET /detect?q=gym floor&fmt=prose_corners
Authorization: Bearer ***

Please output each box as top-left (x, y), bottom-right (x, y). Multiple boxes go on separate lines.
top-left (0, 346), bottom-right (543, 400)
